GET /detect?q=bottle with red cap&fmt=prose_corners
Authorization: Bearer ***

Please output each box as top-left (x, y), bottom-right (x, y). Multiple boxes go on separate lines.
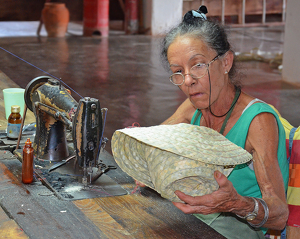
top-left (22, 138), bottom-right (34, 184)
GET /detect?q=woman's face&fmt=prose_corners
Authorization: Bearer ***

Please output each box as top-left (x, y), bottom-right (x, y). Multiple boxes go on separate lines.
top-left (167, 36), bottom-right (226, 109)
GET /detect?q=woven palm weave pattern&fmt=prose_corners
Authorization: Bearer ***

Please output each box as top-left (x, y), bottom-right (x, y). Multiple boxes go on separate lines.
top-left (112, 123), bottom-right (252, 202)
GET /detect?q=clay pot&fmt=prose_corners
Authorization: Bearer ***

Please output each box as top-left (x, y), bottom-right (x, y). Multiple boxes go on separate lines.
top-left (42, 3), bottom-right (69, 37)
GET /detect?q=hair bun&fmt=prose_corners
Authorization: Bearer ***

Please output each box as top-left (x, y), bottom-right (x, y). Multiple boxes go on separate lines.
top-left (183, 5), bottom-right (208, 24)
top-left (198, 5), bottom-right (208, 15)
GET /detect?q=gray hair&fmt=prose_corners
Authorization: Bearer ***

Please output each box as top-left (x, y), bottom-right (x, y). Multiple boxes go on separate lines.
top-left (161, 18), bottom-right (241, 88)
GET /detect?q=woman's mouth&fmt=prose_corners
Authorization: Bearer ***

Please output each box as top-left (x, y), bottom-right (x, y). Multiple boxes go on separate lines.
top-left (190, 92), bottom-right (203, 98)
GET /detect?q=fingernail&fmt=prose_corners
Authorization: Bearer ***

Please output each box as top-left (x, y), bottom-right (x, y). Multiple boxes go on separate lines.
top-left (215, 171), bottom-right (221, 178)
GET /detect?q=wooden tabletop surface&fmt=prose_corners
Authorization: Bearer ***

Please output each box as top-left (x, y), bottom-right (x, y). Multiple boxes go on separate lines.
top-left (0, 150), bottom-right (225, 239)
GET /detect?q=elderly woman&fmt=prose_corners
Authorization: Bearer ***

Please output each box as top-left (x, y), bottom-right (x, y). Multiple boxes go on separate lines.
top-left (154, 5), bottom-right (289, 239)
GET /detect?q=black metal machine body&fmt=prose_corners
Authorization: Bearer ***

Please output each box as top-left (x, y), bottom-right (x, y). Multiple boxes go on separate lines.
top-left (73, 97), bottom-right (103, 178)
top-left (25, 76), bottom-right (103, 184)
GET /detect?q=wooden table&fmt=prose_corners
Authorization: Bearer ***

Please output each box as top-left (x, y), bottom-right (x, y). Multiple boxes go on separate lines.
top-left (0, 70), bottom-right (224, 238)
top-left (0, 150), bottom-right (225, 239)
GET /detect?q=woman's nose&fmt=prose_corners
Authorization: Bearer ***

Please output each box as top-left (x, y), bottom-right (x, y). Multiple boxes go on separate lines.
top-left (184, 73), bottom-right (196, 86)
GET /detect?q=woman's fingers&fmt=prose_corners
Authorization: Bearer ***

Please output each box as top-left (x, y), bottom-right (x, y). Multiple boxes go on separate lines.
top-left (135, 180), bottom-right (146, 187)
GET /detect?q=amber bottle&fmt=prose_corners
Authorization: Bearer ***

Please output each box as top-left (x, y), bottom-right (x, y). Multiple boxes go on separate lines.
top-left (22, 138), bottom-right (34, 184)
top-left (7, 105), bottom-right (22, 139)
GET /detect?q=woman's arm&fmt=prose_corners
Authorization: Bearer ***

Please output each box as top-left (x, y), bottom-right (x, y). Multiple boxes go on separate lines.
top-left (244, 112), bottom-right (288, 229)
top-left (161, 98), bottom-right (196, 125)
top-left (173, 112), bottom-right (288, 230)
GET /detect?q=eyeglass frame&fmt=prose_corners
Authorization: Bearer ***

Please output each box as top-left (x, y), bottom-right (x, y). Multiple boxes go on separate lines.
top-left (169, 54), bottom-right (223, 86)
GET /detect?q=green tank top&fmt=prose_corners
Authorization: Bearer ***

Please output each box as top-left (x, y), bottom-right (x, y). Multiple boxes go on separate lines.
top-left (191, 103), bottom-right (289, 236)
top-left (191, 102), bottom-right (289, 195)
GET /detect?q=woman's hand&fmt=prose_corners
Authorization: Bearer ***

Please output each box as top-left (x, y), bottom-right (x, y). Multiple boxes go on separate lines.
top-left (172, 170), bottom-right (242, 215)
top-left (134, 180), bottom-right (146, 187)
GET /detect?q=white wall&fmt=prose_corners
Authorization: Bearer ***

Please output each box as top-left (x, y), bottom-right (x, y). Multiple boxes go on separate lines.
top-left (282, 0), bottom-right (300, 84)
top-left (151, 0), bottom-right (183, 36)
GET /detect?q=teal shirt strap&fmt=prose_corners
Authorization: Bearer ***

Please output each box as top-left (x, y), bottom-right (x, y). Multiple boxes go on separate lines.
top-left (191, 109), bottom-right (201, 125)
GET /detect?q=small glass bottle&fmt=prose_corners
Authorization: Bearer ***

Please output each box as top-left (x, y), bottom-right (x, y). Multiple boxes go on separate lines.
top-left (22, 138), bottom-right (34, 184)
top-left (7, 105), bottom-right (22, 139)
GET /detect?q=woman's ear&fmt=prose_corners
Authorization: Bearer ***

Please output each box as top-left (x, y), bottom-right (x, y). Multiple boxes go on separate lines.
top-left (222, 51), bottom-right (234, 74)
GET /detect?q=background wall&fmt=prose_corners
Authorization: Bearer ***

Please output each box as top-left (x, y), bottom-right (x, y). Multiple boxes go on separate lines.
top-left (0, 0), bottom-right (83, 21)
top-left (0, 0), bottom-right (45, 21)
top-left (151, 0), bottom-right (182, 35)
top-left (0, 0), bottom-right (124, 22)
top-left (282, 0), bottom-right (299, 84)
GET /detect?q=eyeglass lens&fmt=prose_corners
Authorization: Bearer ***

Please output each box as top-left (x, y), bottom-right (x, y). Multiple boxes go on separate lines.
top-left (170, 64), bottom-right (207, 85)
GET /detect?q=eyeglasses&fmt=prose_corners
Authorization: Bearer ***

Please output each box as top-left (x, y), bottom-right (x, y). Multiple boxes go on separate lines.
top-left (169, 54), bottom-right (222, 86)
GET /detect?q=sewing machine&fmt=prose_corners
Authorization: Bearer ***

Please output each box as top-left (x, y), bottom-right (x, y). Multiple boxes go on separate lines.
top-left (24, 76), bottom-right (106, 186)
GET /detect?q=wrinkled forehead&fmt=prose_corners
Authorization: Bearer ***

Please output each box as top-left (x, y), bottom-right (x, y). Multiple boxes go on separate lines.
top-left (167, 35), bottom-right (216, 62)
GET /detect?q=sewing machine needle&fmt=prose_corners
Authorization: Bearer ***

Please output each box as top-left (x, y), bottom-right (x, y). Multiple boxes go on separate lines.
top-left (48, 155), bottom-right (76, 172)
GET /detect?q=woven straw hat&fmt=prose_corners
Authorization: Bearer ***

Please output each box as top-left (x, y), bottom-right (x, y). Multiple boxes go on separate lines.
top-left (111, 123), bottom-right (252, 202)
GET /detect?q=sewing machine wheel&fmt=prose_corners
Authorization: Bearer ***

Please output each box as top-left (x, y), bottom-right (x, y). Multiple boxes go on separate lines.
top-left (25, 76), bottom-right (52, 111)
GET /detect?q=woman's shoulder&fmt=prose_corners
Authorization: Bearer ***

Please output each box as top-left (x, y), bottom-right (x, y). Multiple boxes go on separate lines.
top-left (229, 93), bottom-right (279, 134)
top-left (242, 100), bottom-right (278, 117)
top-left (234, 94), bottom-right (282, 140)
top-left (238, 92), bottom-right (277, 116)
